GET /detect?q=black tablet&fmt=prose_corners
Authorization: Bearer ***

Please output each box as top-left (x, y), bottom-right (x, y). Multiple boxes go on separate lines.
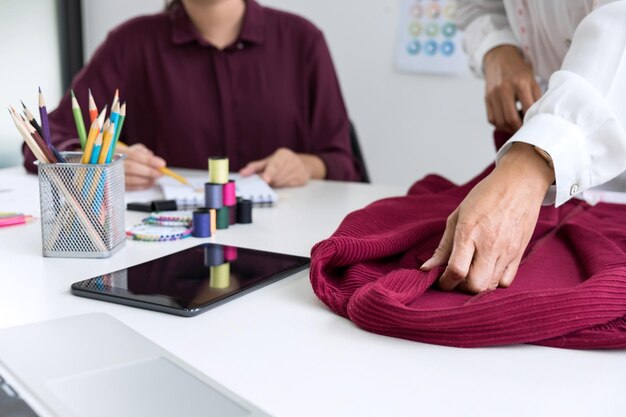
top-left (71, 243), bottom-right (310, 316)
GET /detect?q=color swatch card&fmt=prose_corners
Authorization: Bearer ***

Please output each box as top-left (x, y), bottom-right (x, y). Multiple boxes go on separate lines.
top-left (395, 0), bottom-right (468, 76)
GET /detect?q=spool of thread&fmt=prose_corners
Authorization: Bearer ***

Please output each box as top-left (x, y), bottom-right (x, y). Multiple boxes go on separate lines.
top-left (208, 156), bottom-right (229, 184)
top-left (209, 208), bottom-right (216, 234)
top-left (205, 183), bottom-right (223, 209)
top-left (223, 245), bottom-right (238, 262)
top-left (228, 204), bottom-right (236, 225)
top-left (223, 180), bottom-right (237, 206)
top-left (236, 199), bottom-right (253, 224)
top-left (192, 209), bottom-right (211, 238)
top-left (204, 244), bottom-right (224, 267)
top-left (210, 262), bottom-right (230, 289)
top-left (216, 206), bottom-right (230, 229)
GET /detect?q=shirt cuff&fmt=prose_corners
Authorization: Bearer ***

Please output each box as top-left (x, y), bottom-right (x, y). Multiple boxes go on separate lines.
top-left (466, 28), bottom-right (520, 77)
top-left (496, 113), bottom-right (591, 207)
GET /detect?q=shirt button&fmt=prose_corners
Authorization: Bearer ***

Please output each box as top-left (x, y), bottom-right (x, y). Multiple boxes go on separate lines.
top-left (237, 42), bottom-right (244, 50)
top-left (565, 38), bottom-right (572, 47)
top-left (570, 184), bottom-right (579, 196)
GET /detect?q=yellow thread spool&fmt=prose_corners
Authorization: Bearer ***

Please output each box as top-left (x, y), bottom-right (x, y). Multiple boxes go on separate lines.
top-left (208, 157), bottom-right (229, 184)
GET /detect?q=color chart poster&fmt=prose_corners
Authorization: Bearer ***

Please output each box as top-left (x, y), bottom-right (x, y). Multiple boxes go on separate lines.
top-left (395, 0), bottom-right (469, 76)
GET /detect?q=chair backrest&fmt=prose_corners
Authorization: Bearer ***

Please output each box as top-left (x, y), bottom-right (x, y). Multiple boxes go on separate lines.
top-left (349, 122), bottom-right (370, 183)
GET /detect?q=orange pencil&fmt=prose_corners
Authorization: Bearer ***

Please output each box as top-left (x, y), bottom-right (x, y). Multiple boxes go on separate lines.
top-left (97, 122), bottom-right (116, 164)
top-left (88, 89), bottom-right (98, 123)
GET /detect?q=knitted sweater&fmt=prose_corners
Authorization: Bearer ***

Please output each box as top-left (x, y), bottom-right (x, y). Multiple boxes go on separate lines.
top-left (310, 166), bottom-right (626, 349)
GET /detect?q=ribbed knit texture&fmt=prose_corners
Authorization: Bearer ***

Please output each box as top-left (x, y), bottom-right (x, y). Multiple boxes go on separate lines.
top-left (310, 165), bottom-right (626, 349)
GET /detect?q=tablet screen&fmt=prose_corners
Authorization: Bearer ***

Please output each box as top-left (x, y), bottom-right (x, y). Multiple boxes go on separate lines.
top-left (71, 244), bottom-right (310, 316)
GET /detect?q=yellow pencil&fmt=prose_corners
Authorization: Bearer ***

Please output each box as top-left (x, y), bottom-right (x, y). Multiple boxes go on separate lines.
top-left (98, 122), bottom-right (116, 164)
top-left (116, 141), bottom-right (194, 188)
top-left (81, 119), bottom-right (101, 164)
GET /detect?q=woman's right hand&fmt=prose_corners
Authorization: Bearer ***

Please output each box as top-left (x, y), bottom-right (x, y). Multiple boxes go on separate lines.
top-left (483, 45), bottom-right (542, 134)
top-left (118, 143), bottom-right (166, 190)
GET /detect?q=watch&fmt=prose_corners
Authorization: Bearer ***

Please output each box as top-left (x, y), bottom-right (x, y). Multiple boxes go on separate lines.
top-left (533, 146), bottom-right (554, 169)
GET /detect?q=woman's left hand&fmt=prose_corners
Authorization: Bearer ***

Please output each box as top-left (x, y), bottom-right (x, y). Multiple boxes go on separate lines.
top-left (239, 148), bottom-right (325, 187)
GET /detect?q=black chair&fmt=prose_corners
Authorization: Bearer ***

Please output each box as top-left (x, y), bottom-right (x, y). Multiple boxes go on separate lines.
top-left (349, 122), bottom-right (370, 183)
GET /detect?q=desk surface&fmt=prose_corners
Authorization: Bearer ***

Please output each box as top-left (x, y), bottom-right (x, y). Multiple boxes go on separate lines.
top-left (1, 166), bottom-right (625, 417)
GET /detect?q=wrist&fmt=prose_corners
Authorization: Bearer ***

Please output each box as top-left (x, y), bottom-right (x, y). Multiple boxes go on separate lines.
top-left (298, 154), bottom-right (326, 180)
top-left (497, 142), bottom-right (555, 195)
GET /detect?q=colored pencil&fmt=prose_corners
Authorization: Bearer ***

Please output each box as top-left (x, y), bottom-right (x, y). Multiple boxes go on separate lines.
top-left (115, 140), bottom-right (193, 188)
top-left (19, 113), bottom-right (58, 163)
top-left (113, 102), bottom-right (126, 144)
top-left (91, 120), bottom-right (109, 164)
top-left (81, 119), bottom-right (101, 164)
top-left (97, 105), bottom-right (107, 132)
top-left (98, 122), bottom-right (116, 164)
top-left (8, 108), bottom-right (49, 163)
top-left (0, 215), bottom-right (34, 228)
top-left (38, 87), bottom-right (52, 148)
top-left (21, 101), bottom-right (43, 138)
top-left (70, 90), bottom-right (88, 149)
top-left (105, 102), bottom-right (120, 162)
top-left (111, 88), bottom-right (119, 111)
top-left (88, 89), bottom-right (98, 123)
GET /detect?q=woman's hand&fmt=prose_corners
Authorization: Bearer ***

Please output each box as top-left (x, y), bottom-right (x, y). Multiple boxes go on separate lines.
top-left (239, 148), bottom-right (326, 187)
top-left (420, 143), bottom-right (555, 293)
top-left (484, 45), bottom-right (542, 133)
top-left (117, 143), bottom-right (166, 190)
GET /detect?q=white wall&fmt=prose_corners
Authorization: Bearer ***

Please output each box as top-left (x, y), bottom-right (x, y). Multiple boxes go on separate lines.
top-left (82, 0), bottom-right (495, 187)
top-left (0, 0), bottom-right (63, 168)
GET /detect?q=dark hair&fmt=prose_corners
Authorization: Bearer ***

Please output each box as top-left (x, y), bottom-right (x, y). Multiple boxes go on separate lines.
top-left (165, 0), bottom-right (181, 11)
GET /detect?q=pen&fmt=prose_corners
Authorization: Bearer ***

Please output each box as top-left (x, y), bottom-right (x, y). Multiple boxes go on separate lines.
top-left (0, 215), bottom-right (34, 228)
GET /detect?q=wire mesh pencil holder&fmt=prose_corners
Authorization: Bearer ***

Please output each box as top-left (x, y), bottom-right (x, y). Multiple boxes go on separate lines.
top-left (36, 152), bottom-right (126, 258)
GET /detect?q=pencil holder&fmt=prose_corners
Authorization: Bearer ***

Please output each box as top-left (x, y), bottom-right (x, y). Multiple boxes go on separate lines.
top-left (36, 152), bottom-right (126, 258)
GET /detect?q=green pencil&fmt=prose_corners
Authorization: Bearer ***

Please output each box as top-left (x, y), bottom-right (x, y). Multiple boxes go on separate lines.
top-left (70, 90), bottom-right (87, 149)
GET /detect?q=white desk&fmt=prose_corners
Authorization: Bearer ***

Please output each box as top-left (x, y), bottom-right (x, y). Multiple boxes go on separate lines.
top-left (1, 166), bottom-right (625, 417)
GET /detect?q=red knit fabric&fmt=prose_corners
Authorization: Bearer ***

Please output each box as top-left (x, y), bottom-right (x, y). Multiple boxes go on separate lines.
top-left (310, 165), bottom-right (626, 349)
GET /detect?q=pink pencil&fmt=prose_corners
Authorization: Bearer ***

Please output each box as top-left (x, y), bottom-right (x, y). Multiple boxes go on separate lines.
top-left (0, 215), bottom-right (34, 228)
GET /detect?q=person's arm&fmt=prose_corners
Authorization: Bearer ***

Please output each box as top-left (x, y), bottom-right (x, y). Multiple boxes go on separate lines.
top-left (422, 1), bottom-right (626, 293)
top-left (497, 1), bottom-right (626, 206)
top-left (458, 1), bottom-right (541, 133)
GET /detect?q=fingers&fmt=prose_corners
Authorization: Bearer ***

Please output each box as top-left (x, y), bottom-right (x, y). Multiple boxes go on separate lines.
top-left (438, 229), bottom-right (475, 291)
top-left (249, 148), bottom-right (310, 187)
top-left (239, 159), bottom-right (269, 177)
top-left (122, 143), bottom-right (166, 190)
top-left (421, 211), bottom-right (457, 270)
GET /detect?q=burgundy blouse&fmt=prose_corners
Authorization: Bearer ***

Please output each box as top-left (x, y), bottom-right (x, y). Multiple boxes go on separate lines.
top-left (23, 1), bottom-right (361, 181)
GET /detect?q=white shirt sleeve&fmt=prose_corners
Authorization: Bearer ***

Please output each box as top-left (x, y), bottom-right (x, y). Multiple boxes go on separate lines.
top-left (497, 1), bottom-right (626, 206)
top-left (456, 0), bottom-right (520, 77)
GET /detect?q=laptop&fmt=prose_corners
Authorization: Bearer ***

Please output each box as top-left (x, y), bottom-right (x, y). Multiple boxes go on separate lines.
top-left (0, 313), bottom-right (271, 417)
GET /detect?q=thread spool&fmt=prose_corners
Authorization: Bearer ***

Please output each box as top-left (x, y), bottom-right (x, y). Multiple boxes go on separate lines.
top-left (204, 244), bottom-right (224, 267)
top-left (223, 180), bottom-right (237, 206)
top-left (228, 204), bottom-right (236, 225)
top-left (192, 209), bottom-right (211, 238)
top-left (205, 183), bottom-right (223, 209)
top-left (209, 208), bottom-right (216, 234)
top-left (236, 199), bottom-right (253, 224)
top-left (216, 206), bottom-right (230, 229)
top-left (210, 262), bottom-right (230, 289)
top-left (208, 157), bottom-right (229, 184)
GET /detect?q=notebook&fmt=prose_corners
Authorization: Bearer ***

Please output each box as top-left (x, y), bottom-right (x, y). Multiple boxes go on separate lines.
top-left (160, 174), bottom-right (278, 206)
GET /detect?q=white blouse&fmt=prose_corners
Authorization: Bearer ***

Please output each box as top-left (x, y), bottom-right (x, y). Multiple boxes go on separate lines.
top-left (457, 0), bottom-right (626, 206)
